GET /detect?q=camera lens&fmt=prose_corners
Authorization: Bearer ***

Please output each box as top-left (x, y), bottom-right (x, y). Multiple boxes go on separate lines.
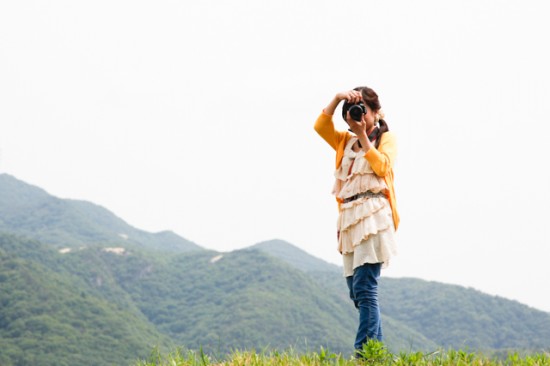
top-left (348, 104), bottom-right (365, 122)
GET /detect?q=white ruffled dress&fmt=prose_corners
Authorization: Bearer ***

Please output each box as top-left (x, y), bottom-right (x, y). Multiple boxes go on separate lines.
top-left (334, 137), bottom-right (397, 277)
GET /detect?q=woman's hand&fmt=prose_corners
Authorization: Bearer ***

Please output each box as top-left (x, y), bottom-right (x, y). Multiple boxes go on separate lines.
top-left (320, 89), bottom-right (372, 152)
top-left (336, 90), bottom-right (362, 104)
top-left (345, 114), bottom-right (366, 136)
top-left (323, 89), bottom-right (363, 115)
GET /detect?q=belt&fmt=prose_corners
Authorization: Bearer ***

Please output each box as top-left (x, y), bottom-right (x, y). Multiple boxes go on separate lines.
top-left (343, 190), bottom-right (385, 203)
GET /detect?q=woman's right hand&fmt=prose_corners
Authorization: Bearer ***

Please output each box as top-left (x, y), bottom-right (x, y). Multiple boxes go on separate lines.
top-left (323, 90), bottom-right (362, 116)
top-left (336, 90), bottom-right (362, 104)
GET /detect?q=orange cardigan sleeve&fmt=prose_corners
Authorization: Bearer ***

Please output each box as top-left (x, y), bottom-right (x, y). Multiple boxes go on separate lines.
top-left (314, 112), bottom-right (351, 168)
top-left (365, 132), bottom-right (399, 230)
top-left (364, 132), bottom-right (397, 177)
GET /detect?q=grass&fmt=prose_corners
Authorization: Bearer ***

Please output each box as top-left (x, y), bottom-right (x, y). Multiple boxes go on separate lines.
top-left (136, 340), bottom-right (550, 366)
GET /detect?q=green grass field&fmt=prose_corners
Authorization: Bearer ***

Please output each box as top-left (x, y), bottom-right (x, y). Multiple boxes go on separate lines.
top-left (136, 340), bottom-right (550, 366)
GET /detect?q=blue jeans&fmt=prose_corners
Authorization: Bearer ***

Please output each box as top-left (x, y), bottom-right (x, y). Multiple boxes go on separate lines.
top-left (346, 262), bottom-right (382, 350)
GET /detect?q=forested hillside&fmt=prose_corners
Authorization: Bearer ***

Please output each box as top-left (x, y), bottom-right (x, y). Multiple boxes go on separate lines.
top-left (380, 277), bottom-right (550, 350)
top-left (0, 173), bottom-right (200, 252)
top-left (1, 173), bottom-right (550, 366)
top-left (93, 248), bottom-right (358, 354)
top-left (0, 234), bottom-right (172, 366)
top-left (251, 239), bottom-right (340, 272)
top-left (252, 239), bottom-right (550, 352)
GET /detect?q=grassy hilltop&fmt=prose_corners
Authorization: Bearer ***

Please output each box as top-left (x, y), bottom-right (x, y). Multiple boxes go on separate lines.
top-left (136, 341), bottom-right (550, 366)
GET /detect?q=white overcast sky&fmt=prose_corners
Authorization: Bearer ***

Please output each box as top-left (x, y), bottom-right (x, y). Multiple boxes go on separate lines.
top-left (2, 0), bottom-right (550, 312)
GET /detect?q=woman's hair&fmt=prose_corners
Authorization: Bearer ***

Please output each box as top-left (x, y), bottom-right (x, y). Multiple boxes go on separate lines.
top-left (342, 86), bottom-right (389, 148)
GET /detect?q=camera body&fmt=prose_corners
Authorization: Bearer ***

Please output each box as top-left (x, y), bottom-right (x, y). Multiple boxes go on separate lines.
top-left (343, 102), bottom-right (367, 122)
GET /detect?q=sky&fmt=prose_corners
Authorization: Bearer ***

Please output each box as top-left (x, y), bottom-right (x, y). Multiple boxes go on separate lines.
top-left (1, 0), bottom-right (550, 312)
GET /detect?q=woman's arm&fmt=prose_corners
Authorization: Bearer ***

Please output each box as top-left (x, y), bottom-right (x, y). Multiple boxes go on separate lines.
top-left (314, 112), bottom-right (347, 151)
top-left (314, 91), bottom-right (362, 150)
top-left (364, 132), bottom-right (397, 177)
top-left (323, 90), bottom-right (362, 115)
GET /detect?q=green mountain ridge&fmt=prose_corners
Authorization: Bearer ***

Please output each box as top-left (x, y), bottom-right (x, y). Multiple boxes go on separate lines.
top-left (0, 234), bottom-right (172, 366)
top-left (380, 277), bottom-right (550, 350)
top-left (0, 173), bottom-right (200, 252)
top-left (252, 242), bottom-right (550, 352)
top-left (1, 173), bottom-right (550, 366)
top-left (101, 248), bottom-right (358, 354)
top-left (250, 239), bottom-right (340, 273)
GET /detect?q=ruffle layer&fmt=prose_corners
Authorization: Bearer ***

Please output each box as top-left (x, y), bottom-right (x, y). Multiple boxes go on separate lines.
top-left (342, 228), bottom-right (397, 276)
top-left (334, 154), bottom-right (374, 181)
top-left (348, 153), bottom-right (374, 175)
top-left (334, 173), bottom-right (387, 199)
top-left (333, 139), bottom-right (386, 199)
top-left (334, 138), bottom-right (374, 179)
top-left (334, 155), bottom-right (357, 180)
top-left (338, 196), bottom-right (388, 231)
top-left (338, 202), bottom-right (394, 254)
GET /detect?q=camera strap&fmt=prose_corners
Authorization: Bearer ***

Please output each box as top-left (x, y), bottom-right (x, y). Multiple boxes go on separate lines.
top-left (368, 127), bottom-right (380, 142)
top-left (356, 127), bottom-right (380, 148)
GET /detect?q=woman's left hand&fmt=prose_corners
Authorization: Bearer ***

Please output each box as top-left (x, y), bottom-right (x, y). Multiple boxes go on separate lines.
top-left (345, 112), bottom-right (367, 136)
top-left (345, 113), bottom-right (371, 151)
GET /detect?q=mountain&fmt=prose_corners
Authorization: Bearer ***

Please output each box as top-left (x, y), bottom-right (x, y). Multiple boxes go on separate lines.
top-left (0, 233), bottom-right (173, 366)
top-left (251, 239), bottom-right (340, 273)
top-left (0, 228), bottom-right (360, 358)
top-left (380, 277), bottom-right (550, 350)
top-left (1, 173), bottom-right (550, 366)
top-left (249, 240), bottom-right (441, 350)
top-left (253, 241), bottom-right (550, 352)
top-left (91, 247), bottom-right (360, 355)
top-left (0, 173), bottom-right (200, 252)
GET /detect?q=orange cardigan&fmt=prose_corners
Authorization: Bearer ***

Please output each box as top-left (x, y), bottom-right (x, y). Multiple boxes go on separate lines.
top-left (314, 112), bottom-right (400, 230)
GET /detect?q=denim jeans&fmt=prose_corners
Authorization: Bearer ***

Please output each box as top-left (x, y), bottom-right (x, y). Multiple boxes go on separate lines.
top-left (346, 262), bottom-right (382, 350)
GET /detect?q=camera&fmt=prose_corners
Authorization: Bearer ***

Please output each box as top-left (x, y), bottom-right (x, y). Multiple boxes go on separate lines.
top-left (347, 103), bottom-right (366, 122)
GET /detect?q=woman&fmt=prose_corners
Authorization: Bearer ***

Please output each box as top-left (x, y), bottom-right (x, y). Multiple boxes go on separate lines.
top-left (314, 86), bottom-right (399, 352)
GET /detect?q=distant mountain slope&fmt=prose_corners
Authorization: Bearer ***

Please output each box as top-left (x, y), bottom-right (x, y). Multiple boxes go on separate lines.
top-left (0, 233), bottom-right (172, 366)
top-left (92, 248), bottom-right (359, 355)
top-left (253, 241), bottom-right (550, 351)
top-left (251, 239), bottom-right (340, 273)
top-left (0, 173), bottom-right (200, 252)
top-left (380, 277), bottom-right (550, 350)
